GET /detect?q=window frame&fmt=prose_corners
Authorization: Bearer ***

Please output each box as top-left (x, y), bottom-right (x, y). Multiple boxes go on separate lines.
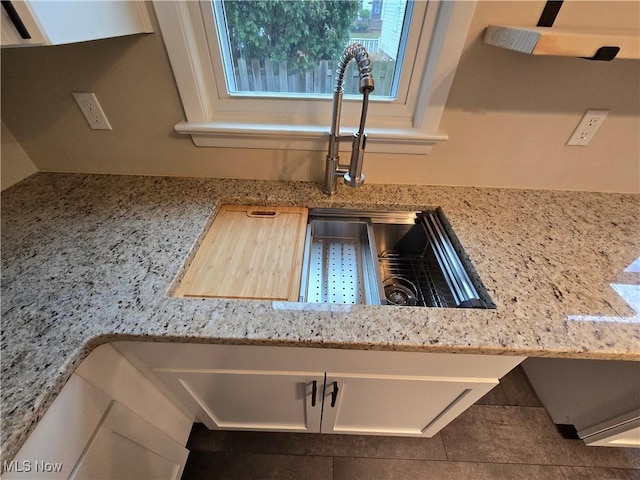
top-left (152, 0), bottom-right (477, 154)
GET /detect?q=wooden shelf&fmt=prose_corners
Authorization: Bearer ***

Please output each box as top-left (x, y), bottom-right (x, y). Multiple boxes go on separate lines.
top-left (484, 25), bottom-right (640, 60)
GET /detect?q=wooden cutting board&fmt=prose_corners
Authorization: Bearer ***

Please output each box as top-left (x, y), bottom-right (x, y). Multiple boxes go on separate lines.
top-left (175, 205), bottom-right (308, 301)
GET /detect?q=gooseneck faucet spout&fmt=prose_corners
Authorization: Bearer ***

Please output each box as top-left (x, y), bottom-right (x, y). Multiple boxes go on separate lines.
top-left (323, 43), bottom-right (375, 195)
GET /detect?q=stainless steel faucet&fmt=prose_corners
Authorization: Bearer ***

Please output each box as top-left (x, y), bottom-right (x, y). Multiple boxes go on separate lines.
top-left (323, 43), bottom-right (375, 195)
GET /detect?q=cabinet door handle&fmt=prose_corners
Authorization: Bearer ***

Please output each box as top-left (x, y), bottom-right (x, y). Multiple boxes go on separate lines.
top-left (311, 380), bottom-right (317, 407)
top-left (330, 381), bottom-right (339, 408)
top-left (1, 1), bottom-right (31, 39)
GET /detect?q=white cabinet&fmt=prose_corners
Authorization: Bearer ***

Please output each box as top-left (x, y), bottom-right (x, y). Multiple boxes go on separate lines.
top-left (3, 374), bottom-right (112, 480)
top-left (154, 370), bottom-right (496, 438)
top-left (72, 402), bottom-right (188, 480)
top-left (153, 370), bottom-right (323, 433)
top-left (5, 345), bottom-right (191, 479)
top-left (321, 374), bottom-right (493, 437)
top-left (115, 342), bottom-right (524, 439)
top-left (1, 1), bottom-right (152, 48)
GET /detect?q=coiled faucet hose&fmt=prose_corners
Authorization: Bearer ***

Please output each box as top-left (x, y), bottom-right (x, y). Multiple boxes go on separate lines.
top-left (335, 43), bottom-right (375, 94)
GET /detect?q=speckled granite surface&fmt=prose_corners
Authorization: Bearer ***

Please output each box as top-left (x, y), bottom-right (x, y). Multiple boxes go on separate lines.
top-left (2, 173), bottom-right (639, 462)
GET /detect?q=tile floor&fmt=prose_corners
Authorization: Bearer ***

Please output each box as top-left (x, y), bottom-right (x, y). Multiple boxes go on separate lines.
top-left (182, 367), bottom-right (640, 479)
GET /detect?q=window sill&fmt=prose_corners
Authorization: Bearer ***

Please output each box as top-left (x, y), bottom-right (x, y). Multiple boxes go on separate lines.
top-left (174, 122), bottom-right (449, 154)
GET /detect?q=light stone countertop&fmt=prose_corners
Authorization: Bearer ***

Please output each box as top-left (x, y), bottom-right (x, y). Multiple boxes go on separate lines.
top-left (2, 173), bottom-right (639, 463)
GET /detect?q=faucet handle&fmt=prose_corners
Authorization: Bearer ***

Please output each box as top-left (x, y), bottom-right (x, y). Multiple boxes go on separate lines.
top-left (344, 133), bottom-right (366, 188)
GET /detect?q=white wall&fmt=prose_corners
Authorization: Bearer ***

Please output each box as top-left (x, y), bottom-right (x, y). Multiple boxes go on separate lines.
top-left (1, 1), bottom-right (638, 193)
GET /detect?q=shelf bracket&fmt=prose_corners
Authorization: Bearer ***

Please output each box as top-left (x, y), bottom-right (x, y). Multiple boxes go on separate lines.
top-left (581, 46), bottom-right (620, 61)
top-left (537, 0), bottom-right (564, 28)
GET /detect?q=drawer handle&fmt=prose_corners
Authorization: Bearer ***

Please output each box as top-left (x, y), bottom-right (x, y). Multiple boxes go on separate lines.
top-left (1, 1), bottom-right (31, 39)
top-left (330, 381), bottom-right (339, 408)
top-left (311, 380), bottom-right (317, 407)
top-left (246, 210), bottom-right (278, 218)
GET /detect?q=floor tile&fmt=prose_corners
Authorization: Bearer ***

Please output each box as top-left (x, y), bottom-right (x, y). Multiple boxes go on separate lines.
top-left (440, 405), bottom-right (580, 465)
top-left (333, 457), bottom-right (566, 480)
top-left (441, 405), bottom-right (640, 469)
top-left (182, 452), bottom-right (333, 480)
top-left (224, 431), bottom-right (447, 460)
top-left (187, 423), bottom-right (227, 452)
top-left (560, 466), bottom-right (640, 480)
top-left (567, 444), bottom-right (640, 470)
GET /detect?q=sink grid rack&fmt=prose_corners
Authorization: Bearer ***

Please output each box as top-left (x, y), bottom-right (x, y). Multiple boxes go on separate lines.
top-left (378, 249), bottom-right (458, 308)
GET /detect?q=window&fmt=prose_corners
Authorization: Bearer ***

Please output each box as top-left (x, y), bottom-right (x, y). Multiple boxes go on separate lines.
top-left (212, 0), bottom-right (409, 99)
top-left (152, 0), bottom-right (477, 154)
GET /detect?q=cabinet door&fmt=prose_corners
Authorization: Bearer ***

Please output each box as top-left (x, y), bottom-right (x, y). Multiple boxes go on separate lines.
top-left (321, 374), bottom-right (497, 437)
top-left (3, 375), bottom-right (111, 480)
top-left (153, 369), bottom-right (324, 433)
top-left (71, 402), bottom-right (188, 480)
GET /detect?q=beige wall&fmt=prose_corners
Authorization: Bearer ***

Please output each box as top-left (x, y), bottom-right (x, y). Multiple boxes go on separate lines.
top-left (1, 1), bottom-right (638, 193)
top-left (1, 121), bottom-right (38, 191)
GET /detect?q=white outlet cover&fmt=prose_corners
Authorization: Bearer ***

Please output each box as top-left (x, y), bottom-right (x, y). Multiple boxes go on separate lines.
top-left (72, 92), bottom-right (112, 130)
top-left (566, 109), bottom-right (608, 146)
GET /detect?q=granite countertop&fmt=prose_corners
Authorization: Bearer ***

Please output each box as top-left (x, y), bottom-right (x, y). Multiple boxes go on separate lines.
top-left (2, 173), bottom-right (639, 462)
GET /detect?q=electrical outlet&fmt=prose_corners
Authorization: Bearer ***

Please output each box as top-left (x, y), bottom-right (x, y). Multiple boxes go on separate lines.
top-left (566, 109), bottom-right (608, 146)
top-left (72, 92), bottom-right (112, 130)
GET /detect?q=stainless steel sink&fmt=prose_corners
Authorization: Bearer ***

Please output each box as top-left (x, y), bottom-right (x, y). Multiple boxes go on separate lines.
top-left (299, 209), bottom-right (489, 308)
top-left (298, 216), bottom-right (382, 305)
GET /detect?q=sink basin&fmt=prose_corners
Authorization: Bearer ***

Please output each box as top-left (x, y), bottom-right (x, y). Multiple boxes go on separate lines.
top-left (299, 217), bottom-right (382, 304)
top-left (299, 209), bottom-right (489, 308)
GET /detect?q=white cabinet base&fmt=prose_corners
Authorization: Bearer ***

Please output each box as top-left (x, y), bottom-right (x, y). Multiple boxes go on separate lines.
top-left (116, 342), bottom-right (524, 439)
top-left (72, 402), bottom-right (188, 480)
top-left (3, 375), bottom-right (111, 480)
top-left (5, 345), bottom-right (191, 479)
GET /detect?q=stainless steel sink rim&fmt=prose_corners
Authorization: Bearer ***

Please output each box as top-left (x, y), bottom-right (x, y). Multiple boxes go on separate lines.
top-left (299, 209), bottom-right (488, 308)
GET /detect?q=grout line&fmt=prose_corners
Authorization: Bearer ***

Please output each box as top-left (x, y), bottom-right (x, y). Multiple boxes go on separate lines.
top-left (328, 456), bottom-right (640, 471)
top-left (220, 430), bottom-right (230, 453)
top-left (187, 447), bottom-right (640, 473)
top-left (332, 456), bottom-right (336, 480)
top-left (438, 432), bottom-right (450, 462)
top-left (199, 448), bottom-right (640, 471)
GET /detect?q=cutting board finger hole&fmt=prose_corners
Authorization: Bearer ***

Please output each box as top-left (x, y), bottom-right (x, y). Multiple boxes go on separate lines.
top-left (247, 210), bottom-right (278, 218)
